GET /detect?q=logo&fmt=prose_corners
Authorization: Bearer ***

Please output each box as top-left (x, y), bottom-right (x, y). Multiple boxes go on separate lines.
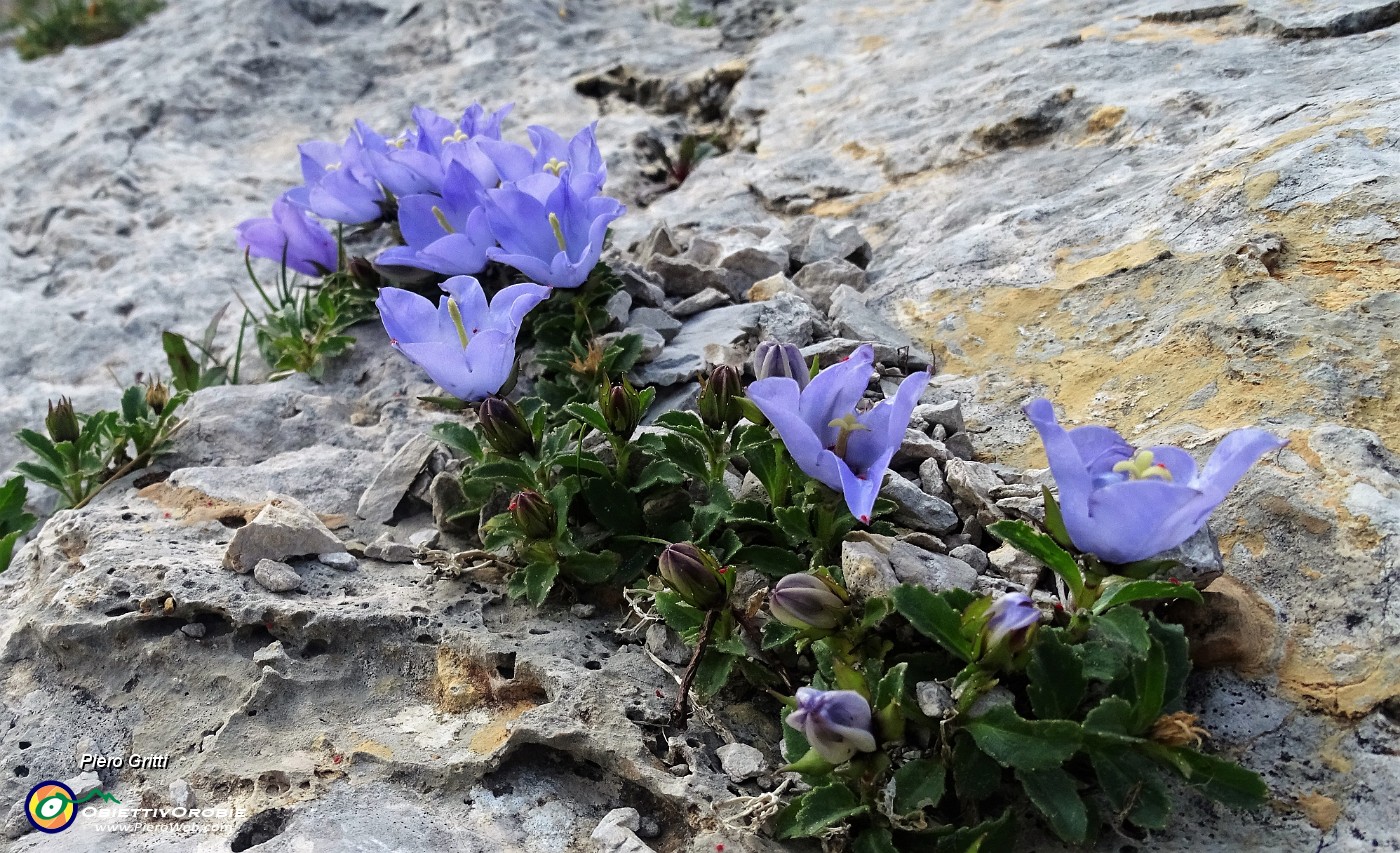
top-left (24, 781), bottom-right (121, 833)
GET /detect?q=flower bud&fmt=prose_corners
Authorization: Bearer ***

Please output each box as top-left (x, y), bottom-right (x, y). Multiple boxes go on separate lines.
top-left (598, 380), bottom-right (642, 440)
top-left (509, 490), bottom-right (556, 539)
top-left (698, 364), bottom-right (743, 431)
top-left (145, 379), bottom-right (171, 416)
top-left (658, 542), bottom-right (728, 610)
top-left (478, 396), bottom-right (535, 456)
top-left (752, 342), bottom-right (809, 389)
top-left (45, 397), bottom-right (80, 444)
top-left (786, 687), bottom-right (878, 766)
top-left (768, 573), bottom-right (846, 633)
top-left (982, 592), bottom-right (1040, 658)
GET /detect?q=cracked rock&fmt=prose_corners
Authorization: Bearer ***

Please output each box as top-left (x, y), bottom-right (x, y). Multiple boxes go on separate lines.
top-left (881, 474), bottom-right (959, 534)
top-left (356, 433), bottom-right (435, 524)
top-left (716, 743), bottom-right (767, 782)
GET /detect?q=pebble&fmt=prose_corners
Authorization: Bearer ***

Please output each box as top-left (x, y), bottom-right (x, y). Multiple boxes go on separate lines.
top-left (570, 603), bottom-right (597, 618)
top-left (881, 474), bottom-right (959, 534)
top-left (793, 258), bottom-right (866, 311)
top-left (716, 743), bottom-right (768, 782)
top-left (356, 433), bottom-right (435, 524)
top-left (949, 544), bottom-right (990, 574)
top-left (169, 779), bottom-right (195, 812)
top-left (223, 494), bottom-right (345, 573)
top-left (317, 551), bottom-right (358, 571)
top-left (253, 559), bottom-right (302, 592)
top-left (669, 288), bottom-right (730, 318)
top-left (180, 622), bottom-right (207, 638)
top-left (604, 290), bottom-right (633, 328)
top-left (365, 533), bottom-right (416, 563)
top-left (627, 307), bottom-right (682, 341)
top-left (919, 457), bottom-right (950, 498)
top-left (911, 400), bottom-right (965, 435)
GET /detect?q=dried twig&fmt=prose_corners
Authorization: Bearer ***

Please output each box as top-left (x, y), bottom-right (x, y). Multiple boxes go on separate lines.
top-left (671, 608), bottom-right (719, 729)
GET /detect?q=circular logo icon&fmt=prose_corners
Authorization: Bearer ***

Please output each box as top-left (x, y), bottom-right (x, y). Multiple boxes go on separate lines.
top-left (25, 781), bottom-right (77, 833)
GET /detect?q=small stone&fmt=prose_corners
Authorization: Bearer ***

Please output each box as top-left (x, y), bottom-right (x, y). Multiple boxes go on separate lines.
top-left (736, 471), bottom-right (769, 504)
top-left (827, 286), bottom-right (936, 368)
top-left (4, 801), bottom-right (29, 841)
top-left (894, 429), bottom-right (949, 467)
top-left (841, 538), bottom-right (898, 600)
top-left (945, 432), bottom-right (975, 460)
top-left (637, 818), bottom-right (660, 839)
top-left (988, 544), bottom-right (1042, 588)
top-left (949, 544), bottom-right (990, 574)
top-left (253, 559), bottom-right (302, 592)
top-left (647, 254), bottom-right (729, 297)
top-left (757, 291), bottom-right (829, 346)
top-left (1156, 527), bottom-right (1226, 585)
top-left (916, 681), bottom-right (954, 719)
top-left (748, 272), bottom-right (800, 302)
top-left (604, 290), bottom-right (633, 328)
top-left (666, 763), bottom-right (690, 777)
top-left (899, 531), bottom-right (948, 553)
top-left (645, 624), bottom-right (691, 665)
top-left (224, 494), bottom-right (345, 573)
top-left (800, 337), bottom-right (904, 368)
top-left (169, 779), bottom-right (195, 812)
top-left (911, 400), bottom-right (965, 435)
top-left (637, 223), bottom-right (680, 263)
top-left (944, 458), bottom-right (1006, 525)
top-left (408, 528), bottom-right (439, 549)
top-left (919, 458), bottom-right (951, 498)
top-left (365, 533), bottom-right (416, 563)
top-left (591, 807), bottom-right (655, 853)
top-left (317, 551), bottom-right (358, 571)
top-left (887, 541), bottom-right (977, 592)
top-left (356, 434), bottom-right (435, 524)
top-left (614, 260), bottom-right (667, 307)
top-left (716, 743), bottom-right (767, 782)
top-left (632, 303), bottom-right (762, 386)
top-left (793, 258), bottom-right (866, 311)
top-left (627, 307), bottom-right (682, 341)
top-left (253, 640), bottom-right (289, 667)
top-left (881, 474), bottom-right (959, 534)
top-left (790, 217), bottom-right (872, 266)
top-left (570, 603), bottom-right (597, 618)
top-left (669, 288), bottom-right (730, 318)
top-left (66, 771), bottom-right (102, 802)
top-left (180, 622), bottom-right (207, 638)
top-left (599, 807), bottom-right (641, 832)
top-left (996, 496), bottom-right (1045, 524)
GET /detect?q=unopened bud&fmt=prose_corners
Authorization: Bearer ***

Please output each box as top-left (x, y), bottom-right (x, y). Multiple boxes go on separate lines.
top-left (45, 397), bottom-right (80, 444)
top-left (768, 573), bottom-right (846, 633)
top-left (658, 542), bottom-right (728, 610)
top-left (598, 380), bottom-right (643, 440)
top-left (752, 342), bottom-right (809, 389)
top-left (509, 490), bottom-right (556, 539)
top-left (982, 593), bottom-right (1039, 658)
top-left (478, 396), bottom-right (535, 456)
top-left (698, 364), bottom-right (743, 431)
top-left (348, 256), bottom-right (382, 289)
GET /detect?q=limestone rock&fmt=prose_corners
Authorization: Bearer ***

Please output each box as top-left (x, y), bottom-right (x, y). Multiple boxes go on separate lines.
top-left (881, 474), bottom-right (959, 534)
top-left (224, 495), bottom-right (345, 573)
top-left (716, 743), bottom-right (767, 782)
top-left (840, 538), bottom-right (898, 601)
top-left (253, 558), bottom-right (303, 593)
top-left (356, 433), bottom-right (434, 524)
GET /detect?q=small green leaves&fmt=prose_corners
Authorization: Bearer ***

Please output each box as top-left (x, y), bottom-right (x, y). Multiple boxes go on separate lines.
top-left (892, 584), bottom-right (974, 662)
top-left (1016, 766), bottom-right (1089, 843)
top-left (0, 477), bottom-right (37, 573)
top-left (893, 757), bottom-right (947, 815)
top-left (962, 705), bottom-right (1081, 771)
top-left (1143, 744), bottom-right (1269, 810)
top-left (1026, 629), bottom-right (1086, 719)
top-left (987, 519), bottom-right (1085, 606)
top-left (1092, 577), bottom-right (1204, 613)
top-left (775, 782), bottom-right (867, 838)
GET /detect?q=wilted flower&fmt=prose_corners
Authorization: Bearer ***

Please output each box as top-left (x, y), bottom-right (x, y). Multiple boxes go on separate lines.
top-left (509, 490), bottom-right (556, 539)
top-left (236, 196), bottom-right (339, 276)
top-left (1023, 398), bottom-right (1287, 564)
top-left (484, 174), bottom-right (625, 289)
top-left (768, 574), bottom-right (845, 633)
top-left (752, 341), bottom-right (809, 389)
top-left (284, 132), bottom-right (385, 225)
top-left (478, 395), bottom-right (536, 457)
top-left (786, 687), bottom-right (878, 765)
top-left (598, 380), bottom-right (644, 439)
top-left (658, 542), bottom-right (728, 610)
top-left (377, 276), bottom-right (549, 403)
top-left (144, 379), bottom-right (171, 416)
top-left (45, 397), bottom-right (80, 444)
top-left (698, 364), bottom-right (744, 431)
top-left (746, 345), bottom-right (930, 523)
top-left (376, 162), bottom-right (495, 277)
top-left (982, 592), bottom-right (1039, 657)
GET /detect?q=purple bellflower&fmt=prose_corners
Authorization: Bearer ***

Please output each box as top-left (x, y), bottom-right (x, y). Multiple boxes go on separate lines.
top-left (377, 276), bottom-right (549, 402)
top-left (283, 132), bottom-right (385, 225)
top-left (354, 120), bottom-right (444, 198)
top-left (786, 687), bottom-right (878, 765)
top-left (411, 103), bottom-right (512, 160)
top-left (1024, 398), bottom-right (1287, 564)
top-left (236, 195), bottom-right (338, 276)
top-left (747, 344), bottom-right (931, 523)
top-left (480, 123), bottom-right (607, 195)
top-left (484, 174), bottom-right (625, 289)
top-left (983, 592), bottom-right (1039, 653)
top-left (376, 162), bottom-right (496, 276)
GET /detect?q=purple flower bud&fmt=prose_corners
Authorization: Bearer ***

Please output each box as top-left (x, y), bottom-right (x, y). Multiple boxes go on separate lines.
top-left (786, 687), bottom-right (878, 765)
top-left (658, 543), bottom-right (728, 611)
top-left (752, 342), bottom-right (809, 389)
top-left (768, 574), bottom-right (845, 633)
top-left (598, 380), bottom-right (643, 439)
top-left (509, 490), bottom-right (556, 539)
top-left (982, 593), bottom-right (1039, 656)
top-left (698, 364), bottom-right (744, 431)
top-left (478, 396), bottom-right (535, 457)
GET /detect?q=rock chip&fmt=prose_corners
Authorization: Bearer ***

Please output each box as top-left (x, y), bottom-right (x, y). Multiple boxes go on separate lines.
top-left (949, 544), bottom-right (990, 574)
top-left (987, 544), bottom-right (1041, 589)
top-left (827, 286), bottom-right (936, 368)
top-left (716, 742), bottom-right (768, 782)
top-left (746, 272), bottom-right (800, 302)
top-left (169, 778), bottom-right (196, 811)
top-left (757, 291), bottom-right (829, 346)
top-left (841, 538), bottom-right (899, 600)
top-left (669, 288), bottom-right (731, 318)
top-left (911, 400), bottom-right (965, 435)
top-left (887, 540), bottom-right (977, 592)
top-left (918, 457), bottom-right (950, 498)
top-left (793, 258), bottom-right (866, 311)
top-left (591, 807), bottom-right (655, 853)
top-left (881, 474), bottom-right (959, 534)
top-left (365, 533), bottom-right (416, 563)
top-left (318, 551), bottom-right (358, 571)
top-left (253, 558), bottom-right (303, 592)
top-left (627, 307), bottom-right (682, 341)
top-left (357, 434), bottom-right (435, 524)
top-left (944, 458), bottom-right (1006, 526)
top-left (224, 494), bottom-right (345, 573)
top-left (180, 622), bottom-right (207, 638)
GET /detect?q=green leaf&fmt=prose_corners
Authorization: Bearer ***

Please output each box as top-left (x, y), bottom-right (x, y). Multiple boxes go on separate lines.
top-left (875, 661), bottom-right (908, 711)
top-left (1026, 629), bottom-right (1086, 719)
top-left (987, 519), bottom-right (1084, 604)
top-left (892, 584), bottom-right (974, 662)
top-left (778, 782), bottom-right (867, 838)
top-left (761, 619), bottom-right (799, 650)
top-left (933, 808), bottom-right (1017, 853)
top-left (692, 649), bottom-right (736, 698)
top-left (563, 402), bottom-right (612, 435)
top-left (1082, 697), bottom-right (1137, 742)
top-left (652, 590), bottom-right (704, 641)
top-left (162, 331), bottom-right (200, 392)
top-left (16, 429), bottom-right (64, 470)
top-left (430, 422), bottom-right (483, 459)
top-left (508, 561), bottom-right (560, 607)
top-left (1089, 747), bottom-right (1171, 830)
top-left (1016, 766), bottom-right (1089, 843)
top-left (467, 460), bottom-right (534, 490)
top-left (893, 757), bottom-right (946, 815)
top-left (1041, 487), bottom-right (1073, 549)
top-left (635, 459), bottom-right (685, 491)
top-left (1147, 615), bottom-right (1192, 713)
top-left (860, 595), bottom-right (893, 630)
top-left (951, 733), bottom-right (1003, 800)
top-left (1129, 639), bottom-right (1169, 733)
top-left (1078, 606), bottom-right (1151, 681)
top-left (1092, 578), bottom-right (1204, 613)
top-left (853, 826), bottom-right (898, 853)
top-left (733, 545), bottom-right (806, 578)
top-left (654, 410), bottom-right (709, 441)
top-left (1143, 744), bottom-right (1269, 810)
top-left (562, 550), bottom-right (620, 585)
top-left (580, 478), bottom-right (643, 534)
top-left (773, 504), bottom-right (813, 545)
top-left (962, 704), bottom-right (1081, 771)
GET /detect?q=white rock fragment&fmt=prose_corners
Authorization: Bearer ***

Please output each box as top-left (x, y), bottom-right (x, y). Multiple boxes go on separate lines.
top-left (717, 743), bottom-right (768, 782)
top-left (356, 434), bottom-right (435, 524)
top-left (253, 559), bottom-right (302, 592)
top-left (224, 494), bottom-right (344, 573)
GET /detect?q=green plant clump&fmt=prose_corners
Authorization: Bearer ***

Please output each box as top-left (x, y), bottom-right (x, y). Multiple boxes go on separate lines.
top-left (8, 0), bottom-right (163, 61)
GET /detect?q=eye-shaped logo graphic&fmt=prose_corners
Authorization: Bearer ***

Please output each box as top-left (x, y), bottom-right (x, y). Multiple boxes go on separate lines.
top-left (25, 781), bottom-right (77, 833)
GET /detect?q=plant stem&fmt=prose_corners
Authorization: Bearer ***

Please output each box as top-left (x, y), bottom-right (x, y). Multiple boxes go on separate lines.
top-left (671, 608), bottom-right (719, 729)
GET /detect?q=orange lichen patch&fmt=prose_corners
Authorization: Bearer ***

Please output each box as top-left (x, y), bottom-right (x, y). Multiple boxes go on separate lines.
top-left (138, 481), bottom-right (262, 527)
top-left (1340, 127), bottom-right (1388, 147)
top-left (432, 646), bottom-right (547, 715)
top-left (1318, 728), bottom-right (1355, 774)
top-left (467, 700), bottom-right (536, 754)
top-left (1243, 170), bottom-right (1279, 206)
top-left (857, 34), bottom-right (887, 52)
top-left (1297, 793), bottom-right (1342, 831)
top-left (351, 740), bottom-right (393, 761)
top-left (1111, 21), bottom-right (1231, 44)
top-left (838, 141), bottom-right (877, 160)
top-left (1086, 105), bottom-right (1126, 134)
top-left (1050, 237), bottom-right (1172, 290)
top-left (1278, 650), bottom-right (1400, 717)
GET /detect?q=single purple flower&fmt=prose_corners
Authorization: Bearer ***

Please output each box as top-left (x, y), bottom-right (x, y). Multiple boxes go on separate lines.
top-left (747, 345), bottom-right (931, 523)
top-left (479, 122), bottom-right (606, 195)
top-left (377, 276), bottom-right (549, 401)
top-left (236, 195), bottom-right (338, 276)
top-left (411, 103), bottom-right (512, 160)
top-left (354, 120), bottom-right (444, 197)
top-left (752, 341), bottom-right (810, 389)
top-left (786, 687), bottom-right (878, 765)
top-left (376, 162), bottom-right (496, 276)
top-left (1024, 398), bottom-right (1287, 564)
top-left (283, 133), bottom-right (385, 225)
top-left (484, 174), bottom-right (625, 289)
top-left (983, 592), bottom-right (1039, 654)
